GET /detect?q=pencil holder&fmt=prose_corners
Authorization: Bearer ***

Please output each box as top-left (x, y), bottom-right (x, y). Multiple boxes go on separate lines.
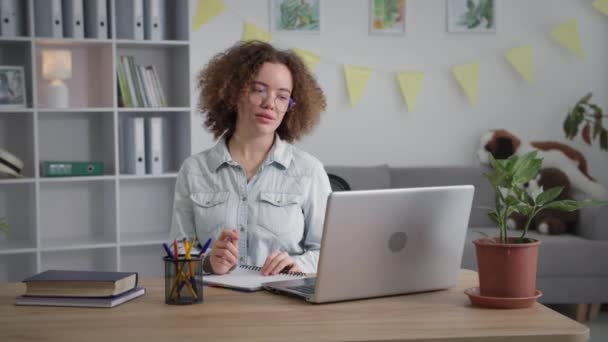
top-left (163, 256), bottom-right (204, 305)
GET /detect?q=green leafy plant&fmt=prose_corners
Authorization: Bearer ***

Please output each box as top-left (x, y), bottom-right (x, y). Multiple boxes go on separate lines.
top-left (458, 0), bottom-right (494, 29)
top-left (563, 92), bottom-right (607, 151)
top-left (484, 151), bottom-right (602, 243)
top-left (0, 217), bottom-right (8, 235)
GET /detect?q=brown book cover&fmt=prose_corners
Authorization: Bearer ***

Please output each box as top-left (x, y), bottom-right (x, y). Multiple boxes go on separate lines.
top-left (22, 270), bottom-right (138, 297)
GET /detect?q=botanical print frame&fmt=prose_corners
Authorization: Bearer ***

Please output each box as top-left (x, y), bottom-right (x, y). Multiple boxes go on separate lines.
top-left (270, 0), bottom-right (321, 33)
top-left (0, 66), bottom-right (27, 108)
top-left (370, 0), bottom-right (406, 35)
top-left (447, 0), bottom-right (496, 33)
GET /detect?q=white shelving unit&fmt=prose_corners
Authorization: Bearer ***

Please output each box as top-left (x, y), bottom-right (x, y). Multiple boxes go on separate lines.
top-left (0, 0), bottom-right (191, 281)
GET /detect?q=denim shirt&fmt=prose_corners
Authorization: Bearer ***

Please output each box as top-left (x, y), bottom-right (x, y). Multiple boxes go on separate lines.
top-left (169, 134), bottom-right (331, 273)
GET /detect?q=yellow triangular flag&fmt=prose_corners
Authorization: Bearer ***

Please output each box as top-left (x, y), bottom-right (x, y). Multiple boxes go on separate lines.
top-left (505, 45), bottom-right (534, 83)
top-left (344, 65), bottom-right (372, 106)
top-left (396, 72), bottom-right (424, 111)
top-left (242, 22), bottom-right (272, 43)
top-left (191, 0), bottom-right (225, 31)
top-left (293, 48), bottom-right (320, 71)
top-left (451, 63), bottom-right (480, 105)
top-left (550, 19), bottom-right (584, 59)
top-left (593, 0), bottom-right (608, 16)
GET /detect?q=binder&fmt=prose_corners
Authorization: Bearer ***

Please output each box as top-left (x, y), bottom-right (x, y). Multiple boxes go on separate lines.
top-left (0, 0), bottom-right (24, 37)
top-left (144, 0), bottom-right (165, 41)
top-left (41, 161), bottom-right (104, 177)
top-left (84, 0), bottom-right (108, 39)
top-left (123, 117), bottom-right (146, 175)
top-left (145, 117), bottom-right (165, 174)
top-left (116, 0), bottom-right (144, 40)
top-left (35, 0), bottom-right (63, 38)
top-left (62, 0), bottom-right (85, 39)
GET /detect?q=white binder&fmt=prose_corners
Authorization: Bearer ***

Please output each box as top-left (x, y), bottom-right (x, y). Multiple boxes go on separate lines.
top-left (144, 0), bottom-right (164, 41)
top-left (145, 117), bottom-right (165, 174)
top-left (123, 117), bottom-right (146, 175)
top-left (63, 0), bottom-right (85, 39)
top-left (116, 0), bottom-right (144, 40)
top-left (0, 0), bottom-right (24, 37)
top-left (35, 0), bottom-right (63, 38)
top-left (84, 0), bottom-right (107, 39)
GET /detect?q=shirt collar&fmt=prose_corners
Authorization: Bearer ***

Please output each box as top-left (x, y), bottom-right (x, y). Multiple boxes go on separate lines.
top-left (208, 134), bottom-right (293, 172)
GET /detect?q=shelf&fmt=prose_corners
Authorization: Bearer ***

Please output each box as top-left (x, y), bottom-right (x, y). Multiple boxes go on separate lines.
top-left (116, 39), bottom-right (189, 48)
top-left (38, 175), bottom-right (116, 183)
top-left (41, 248), bottom-right (117, 272)
top-left (40, 239), bottom-right (117, 252)
top-left (35, 38), bottom-right (113, 46)
top-left (0, 37), bottom-right (33, 42)
top-left (38, 111), bottom-right (116, 174)
top-left (0, 108), bottom-right (33, 113)
top-left (0, 178), bottom-right (36, 185)
top-left (0, 240), bottom-right (37, 255)
top-left (0, 183), bottom-right (36, 250)
top-left (39, 181), bottom-right (117, 248)
top-left (119, 173), bottom-right (177, 180)
top-left (37, 108), bottom-right (114, 113)
top-left (120, 232), bottom-right (169, 247)
top-left (0, 113), bottom-right (35, 177)
top-left (118, 107), bottom-right (191, 112)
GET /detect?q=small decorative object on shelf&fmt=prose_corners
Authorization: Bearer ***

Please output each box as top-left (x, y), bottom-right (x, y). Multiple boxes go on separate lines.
top-left (0, 148), bottom-right (24, 178)
top-left (42, 49), bottom-right (72, 108)
top-left (41, 161), bottom-right (104, 177)
top-left (0, 65), bottom-right (27, 108)
top-left (563, 92), bottom-right (607, 151)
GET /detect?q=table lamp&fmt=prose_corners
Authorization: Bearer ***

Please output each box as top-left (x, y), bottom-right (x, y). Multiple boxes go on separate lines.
top-left (42, 49), bottom-right (72, 108)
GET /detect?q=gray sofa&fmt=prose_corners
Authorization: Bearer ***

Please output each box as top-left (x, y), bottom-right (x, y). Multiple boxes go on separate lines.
top-left (325, 164), bottom-right (608, 305)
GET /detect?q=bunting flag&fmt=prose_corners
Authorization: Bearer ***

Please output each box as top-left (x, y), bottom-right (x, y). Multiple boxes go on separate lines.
top-left (192, 0), bottom-right (225, 31)
top-left (550, 19), bottom-right (584, 59)
top-left (451, 63), bottom-right (480, 105)
top-left (242, 22), bottom-right (272, 43)
top-left (396, 72), bottom-right (425, 112)
top-left (505, 45), bottom-right (534, 83)
top-left (593, 0), bottom-right (608, 16)
top-left (344, 65), bottom-right (372, 106)
top-left (293, 48), bottom-right (321, 71)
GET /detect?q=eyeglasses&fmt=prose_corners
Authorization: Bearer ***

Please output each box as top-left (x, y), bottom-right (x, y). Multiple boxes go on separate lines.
top-left (248, 84), bottom-right (295, 113)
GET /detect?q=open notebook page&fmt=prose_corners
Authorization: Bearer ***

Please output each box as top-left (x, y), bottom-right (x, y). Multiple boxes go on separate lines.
top-left (203, 265), bottom-right (307, 292)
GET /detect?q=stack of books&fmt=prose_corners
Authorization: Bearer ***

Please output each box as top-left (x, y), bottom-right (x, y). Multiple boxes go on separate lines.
top-left (117, 55), bottom-right (167, 108)
top-left (15, 270), bottom-right (145, 308)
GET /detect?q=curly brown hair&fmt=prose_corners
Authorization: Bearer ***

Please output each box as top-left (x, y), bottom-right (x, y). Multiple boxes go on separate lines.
top-left (196, 40), bottom-right (327, 142)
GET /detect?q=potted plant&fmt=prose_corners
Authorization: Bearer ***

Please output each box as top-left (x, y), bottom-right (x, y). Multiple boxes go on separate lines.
top-left (473, 151), bottom-right (602, 307)
top-left (0, 217), bottom-right (8, 236)
top-left (563, 92), bottom-right (607, 151)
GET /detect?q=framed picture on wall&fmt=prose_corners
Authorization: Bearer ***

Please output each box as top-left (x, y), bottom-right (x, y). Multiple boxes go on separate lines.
top-left (270, 0), bottom-right (321, 33)
top-left (447, 0), bottom-right (496, 33)
top-left (369, 0), bottom-right (406, 35)
top-left (0, 66), bottom-right (27, 108)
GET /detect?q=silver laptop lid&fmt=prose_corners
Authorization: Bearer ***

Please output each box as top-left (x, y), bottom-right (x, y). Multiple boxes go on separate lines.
top-left (312, 185), bottom-right (474, 303)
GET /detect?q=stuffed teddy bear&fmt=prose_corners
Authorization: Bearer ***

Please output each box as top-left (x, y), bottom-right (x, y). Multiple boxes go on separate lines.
top-left (507, 168), bottom-right (579, 235)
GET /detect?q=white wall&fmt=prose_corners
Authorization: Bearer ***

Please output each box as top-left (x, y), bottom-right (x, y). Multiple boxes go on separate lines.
top-left (189, 0), bottom-right (608, 186)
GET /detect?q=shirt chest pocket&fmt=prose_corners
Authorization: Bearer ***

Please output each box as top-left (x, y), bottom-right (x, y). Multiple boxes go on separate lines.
top-left (190, 191), bottom-right (230, 233)
top-left (257, 192), bottom-right (304, 237)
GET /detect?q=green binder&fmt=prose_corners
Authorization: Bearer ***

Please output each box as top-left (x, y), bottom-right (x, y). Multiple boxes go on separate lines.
top-left (41, 161), bottom-right (105, 177)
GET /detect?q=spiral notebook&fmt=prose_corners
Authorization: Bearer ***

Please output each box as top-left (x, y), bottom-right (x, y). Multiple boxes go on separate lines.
top-left (203, 265), bottom-right (307, 292)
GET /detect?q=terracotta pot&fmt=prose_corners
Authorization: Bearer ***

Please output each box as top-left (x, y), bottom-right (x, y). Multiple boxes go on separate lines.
top-left (473, 237), bottom-right (541, 298)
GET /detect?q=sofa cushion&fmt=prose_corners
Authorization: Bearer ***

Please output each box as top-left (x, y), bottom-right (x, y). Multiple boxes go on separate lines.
top-left (462, 227), bottom-right (608, 277)
top-left (389, 166), bottom-right (495, 227)
top-left (324, 165), bottom-right (391, 190)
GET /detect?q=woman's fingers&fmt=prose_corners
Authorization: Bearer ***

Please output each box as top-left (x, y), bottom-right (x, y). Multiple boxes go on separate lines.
top-left (269, 257), bottom-right (293, 276)
top-left (263, 252), bottom-right (290, 276)
top-left (261, 250), bottom-right (281, 274)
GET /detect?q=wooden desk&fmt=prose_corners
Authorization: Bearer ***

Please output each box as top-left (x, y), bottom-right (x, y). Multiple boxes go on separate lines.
top-left (0, 270), bottom-right (588, 342)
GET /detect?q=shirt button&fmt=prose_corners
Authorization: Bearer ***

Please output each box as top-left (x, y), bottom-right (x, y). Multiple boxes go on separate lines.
top-left (240, 226), bottom-right (245, 232)
top-left (240, 257), bottom-right (245, 262)
top-left (241, 196), bottom-right (247, 202)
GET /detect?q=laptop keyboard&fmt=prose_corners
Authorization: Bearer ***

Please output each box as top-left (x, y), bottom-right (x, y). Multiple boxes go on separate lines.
top-left (287, 278), bottom-right (316, 295)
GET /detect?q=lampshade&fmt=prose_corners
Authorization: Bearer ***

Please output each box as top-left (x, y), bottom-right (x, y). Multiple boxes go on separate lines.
top-left (42, 49), bottom-right (72, 81)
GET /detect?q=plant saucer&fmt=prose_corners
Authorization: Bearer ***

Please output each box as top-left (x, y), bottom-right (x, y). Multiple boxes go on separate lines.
top-left (464, 287), bottom-right (542, 309)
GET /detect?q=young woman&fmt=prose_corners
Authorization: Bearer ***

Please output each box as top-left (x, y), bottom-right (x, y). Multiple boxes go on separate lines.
top-left (170, 41), bottom-right (330, 276)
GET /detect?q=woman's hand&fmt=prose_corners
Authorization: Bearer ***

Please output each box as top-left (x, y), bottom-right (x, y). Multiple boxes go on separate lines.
top-left (261, 251), bottom-right (302, 276)
top-left (209, 229), bottom-right (240, 275)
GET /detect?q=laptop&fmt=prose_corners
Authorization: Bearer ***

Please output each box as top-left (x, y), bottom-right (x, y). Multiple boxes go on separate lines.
top-left (262, 185), bottom-right (475, 303)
